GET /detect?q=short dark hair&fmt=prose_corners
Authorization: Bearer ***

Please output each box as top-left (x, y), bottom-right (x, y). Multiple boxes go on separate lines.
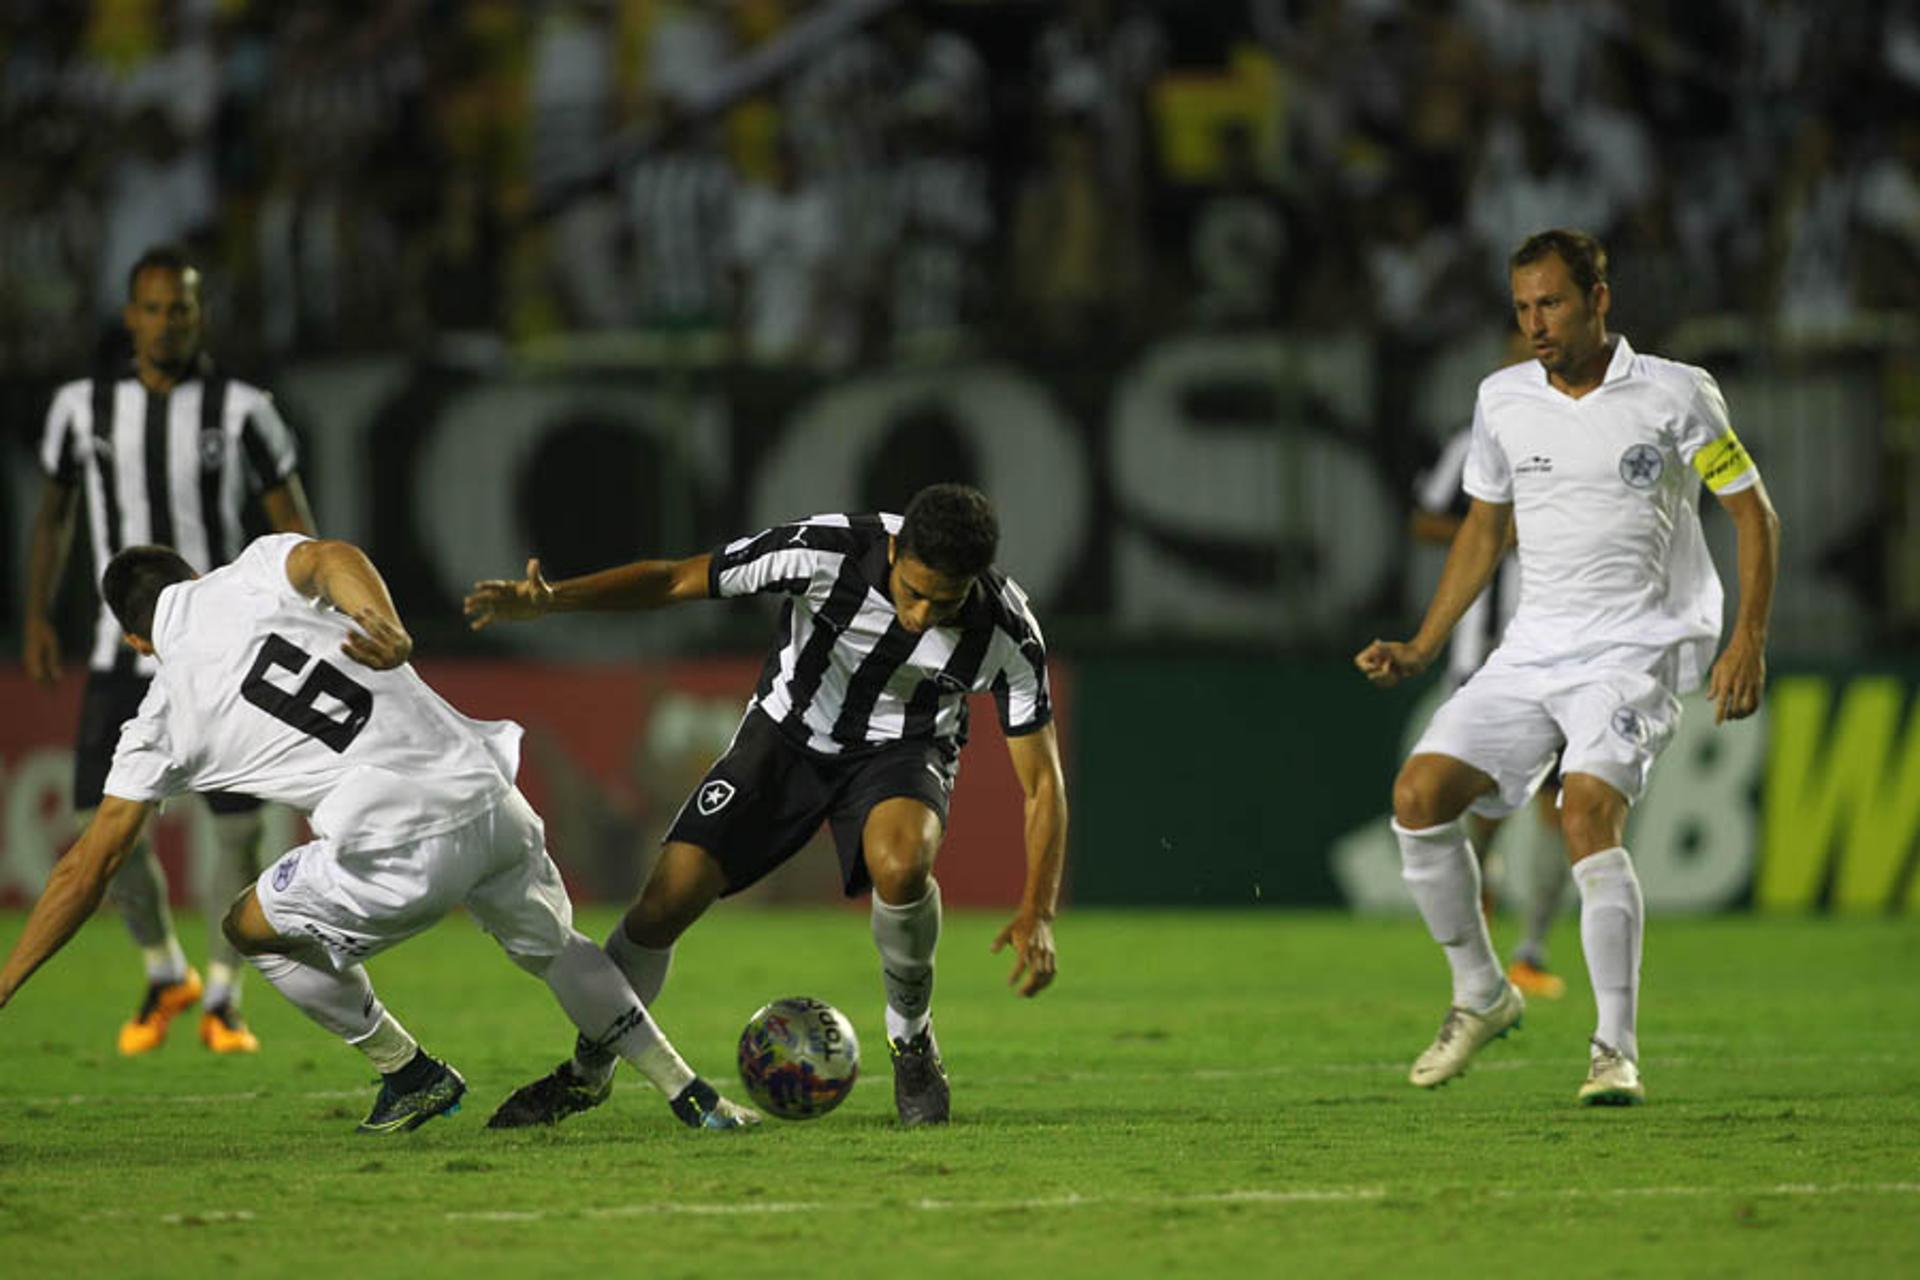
top-left (102, 545), bottom-right (196, 639)
top-left (127, 244), bottom-right (199, 299)
top-left (1509, 229), bottom-right (1608, 296)
top-left (897, 483), bottom-right (999, 578)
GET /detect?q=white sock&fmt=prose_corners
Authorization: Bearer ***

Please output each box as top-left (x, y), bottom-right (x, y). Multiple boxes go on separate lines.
top-left (1572, 846), bottom-right (1642, 1062)
top-left (247, 945), bottom-right (384, 1041)
top-left (349, 1011), bottom-right (421, 1075)
top-left (568, 927), bottom-right (675, 1082)
top-left (205, 961), bottom-right (241, 1012)
top-left (872, 879), bottom-right (941, 1043)
top-left (142, 940), bottom-right (190, 985)
top-left (606, 925), bottom-right (673, 1006)
top-left (1394, 819), bottom-right (1506, 1011)
top-left (539, 932), bottom-right (695, 1098)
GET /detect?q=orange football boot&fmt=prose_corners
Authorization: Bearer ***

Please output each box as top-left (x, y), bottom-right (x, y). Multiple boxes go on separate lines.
top-left (199, 1003), bottom-right (261, 1054)
top-left (118, 967), bottom-right (203, 1055)
top-left (1506, 958), bottom-right (1567, 1000)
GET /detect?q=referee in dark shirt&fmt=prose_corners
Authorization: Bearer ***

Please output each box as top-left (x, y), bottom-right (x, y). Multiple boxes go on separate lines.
top-left (467, 484), bottom-right (1068, 1129)
top-left (21, 245), bottom-right (316, 1056)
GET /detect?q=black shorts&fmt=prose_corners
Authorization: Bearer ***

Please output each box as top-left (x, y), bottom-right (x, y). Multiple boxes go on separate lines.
top-left (74, 669), bottom-right (262, 815)
top-left (664, 708), bottom-right (958, 898)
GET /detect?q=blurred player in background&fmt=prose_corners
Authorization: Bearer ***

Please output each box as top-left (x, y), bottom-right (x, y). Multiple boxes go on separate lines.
top-left (0, 536), bottom-right (758, 1135)
top-left (1358, 229), bottom-right (1780, 1105)
top-left (1410, 328), bottom-right (1570, 1001)
top-left (21, 245), bottom-right (316, 1056)
top-left (467, 483), bottom-right (1067, 1129)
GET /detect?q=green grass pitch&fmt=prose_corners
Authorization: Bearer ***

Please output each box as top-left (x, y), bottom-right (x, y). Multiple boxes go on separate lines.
top-left (2, 908), bottom-right (1917, 1278)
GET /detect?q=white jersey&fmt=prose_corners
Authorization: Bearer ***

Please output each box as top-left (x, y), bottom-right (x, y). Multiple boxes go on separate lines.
top-left (104, 535), bottom-right (521, 851)
top-left (1463, 335), bottom-right (1759, 690)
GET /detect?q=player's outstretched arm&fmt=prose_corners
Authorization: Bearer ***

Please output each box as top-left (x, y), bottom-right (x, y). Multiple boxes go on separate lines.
top-left (463, 554), bottom-right (712, 630)
top-left (991, 724), bottom-right (1068, 997)
top-left (0, 796), bottom-right (154, 1009)
top-left (285, 538), bottom-right (413, 670)
top-left (1706, 480), bottom-right (1780, 723)
top-left (22, 477), bottom-right (78, 687)
top-left (1355, 497), bottom-right (1513, 688)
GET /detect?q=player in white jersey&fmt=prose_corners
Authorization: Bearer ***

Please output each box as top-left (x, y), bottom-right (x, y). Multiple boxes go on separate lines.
top-left (0, 535), bottom-right (759, 1134)
top-left (1411, 330), bottom-right (1571, 1001)
top-left (466, 484), bottom-right (1067, 1129)
top-left (1357, 229), bottom-right (1781, 1105)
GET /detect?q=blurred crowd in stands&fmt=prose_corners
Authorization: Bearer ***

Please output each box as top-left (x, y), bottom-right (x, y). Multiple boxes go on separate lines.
top-left (1, 0), bottom-right (1917, 377)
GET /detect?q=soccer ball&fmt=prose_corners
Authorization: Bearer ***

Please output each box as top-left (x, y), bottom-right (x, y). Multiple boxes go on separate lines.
top-left (736, 997), bottom-right (860, 1120)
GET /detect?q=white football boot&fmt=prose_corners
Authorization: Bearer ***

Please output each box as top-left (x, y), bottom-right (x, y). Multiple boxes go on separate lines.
top-left (1409, 981), bottom-right (1525, 1087)
top-left (1577, 1038), bottom-right (1645, 1106)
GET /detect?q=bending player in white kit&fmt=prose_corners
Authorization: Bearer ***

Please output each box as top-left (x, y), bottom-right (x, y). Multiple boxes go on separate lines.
top-left (1357, 229), bottom-right (1780, 1105)
top-left (0, 534), bottom-right (759, 1134)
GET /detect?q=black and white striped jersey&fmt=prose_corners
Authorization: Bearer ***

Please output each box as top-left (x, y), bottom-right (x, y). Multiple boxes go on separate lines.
top-left (709, 512), bottom-right (1051, 756)
top-left (39, 365), bottom-right (300, 674)
top-left (1416, 426), bottom-right (1520, 684)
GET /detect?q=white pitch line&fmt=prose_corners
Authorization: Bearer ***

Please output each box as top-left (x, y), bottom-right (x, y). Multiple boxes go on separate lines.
top-left (64, 1184), bottom-right (1920, 1228)
top-left (444, 1183), bottom-right (1920, 1225)
top-left (445, 1187), bottom-right (1389, 1223)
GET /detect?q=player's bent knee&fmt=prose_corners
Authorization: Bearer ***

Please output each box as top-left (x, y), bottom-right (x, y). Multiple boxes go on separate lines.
top-left (1392, 755), bottom-right (1490, 830)
top-left (1391, 771), bottom-right (1452, 830)
top-left (625, 843), bottom-right (724, 948)
top-left (1557, 776), bottom-right (1628, 856)
top-left (221, 889), bottom-right (276, 956)
top-left (867, 841), bottom-right (935, 905)
top-left (625, 888), bottom-right (702, 949)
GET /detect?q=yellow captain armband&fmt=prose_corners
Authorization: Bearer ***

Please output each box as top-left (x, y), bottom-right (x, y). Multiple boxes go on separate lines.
top-left (1691, 433), bottom-right (1756, 492)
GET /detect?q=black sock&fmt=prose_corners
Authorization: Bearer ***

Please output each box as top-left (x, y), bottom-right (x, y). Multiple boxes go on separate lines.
top-left (384, 1048), bottom-right (438, 1093)
top-left (669, 1077), bottom-right (718, 1128)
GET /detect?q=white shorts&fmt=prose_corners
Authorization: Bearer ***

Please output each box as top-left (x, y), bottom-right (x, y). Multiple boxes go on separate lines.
top-left (256, 788), bottom-right (573, 965)
top-left (1411, 644), bottom-right (1684, 819)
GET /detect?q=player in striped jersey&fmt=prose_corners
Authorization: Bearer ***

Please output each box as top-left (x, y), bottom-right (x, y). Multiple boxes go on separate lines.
top-left (466, 484), bottom-right (1068, 1128)
top-left (21, 245), bottom-right (316, 1056)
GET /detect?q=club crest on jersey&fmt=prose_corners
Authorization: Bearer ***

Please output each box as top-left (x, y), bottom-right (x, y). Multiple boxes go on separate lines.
top-left (1619, 443), bottom-right (1663, 489)
top-left (1611, 706), bottom-right (1649, 745)
top-left (199, 429), bottom-right (224, 470)
top-left (697, 780), bottom-right (737, 816)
